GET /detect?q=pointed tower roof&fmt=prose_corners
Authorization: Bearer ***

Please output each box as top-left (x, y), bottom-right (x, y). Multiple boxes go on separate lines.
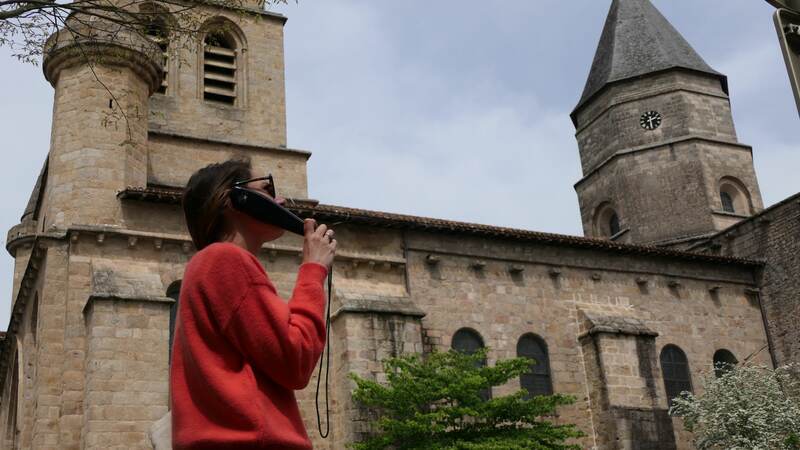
top-left (572, 0), bottom-right (727, 123)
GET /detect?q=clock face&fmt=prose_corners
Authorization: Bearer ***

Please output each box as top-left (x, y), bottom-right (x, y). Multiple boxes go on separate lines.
top-left (640, 111), bottom-right (662, 130)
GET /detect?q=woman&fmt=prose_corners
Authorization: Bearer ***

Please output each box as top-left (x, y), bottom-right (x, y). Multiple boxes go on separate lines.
top-left (170, 158), bottom-right (336, 449)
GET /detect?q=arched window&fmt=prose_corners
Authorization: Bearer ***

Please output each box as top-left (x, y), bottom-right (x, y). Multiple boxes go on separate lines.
top-left (609, 213), bottom-right (620, 237)
top-left (660, 345), bottom-right (692, 408)
top-left (167, 281), bottom-right (182, 364)
top-left (713, 349), bottom-right (738, 378)
top-left (202, 25), bottom-right (241, 105)
top-left (719, 177), bottom-right (752, 215)
top-left (517, 334), bottom-right (552, 398)
top-left (141, 2), bottom-right (170, 95)
top-left (451, 328), bottom-right (491, 401)
top-left (720, 191), bottom-right (735, 213)
top-left (593, 202), bottom-right (622, 239)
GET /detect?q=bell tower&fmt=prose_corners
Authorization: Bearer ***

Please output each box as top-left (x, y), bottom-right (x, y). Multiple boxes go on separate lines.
top-left (572, 0), bottom-right (763, 246)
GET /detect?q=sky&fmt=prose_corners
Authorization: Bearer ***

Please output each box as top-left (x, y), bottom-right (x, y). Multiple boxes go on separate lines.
top-left (0, 0), bottom-right (798, 328)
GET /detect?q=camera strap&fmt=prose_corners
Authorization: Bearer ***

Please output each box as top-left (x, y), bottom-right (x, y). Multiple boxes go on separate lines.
top-left (315, 269), bottom-right (332, 438)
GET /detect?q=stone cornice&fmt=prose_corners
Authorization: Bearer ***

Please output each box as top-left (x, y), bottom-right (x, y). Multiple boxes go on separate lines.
top-left (6, 223), bottom-right (406, 271)
top-left (115, 185), bottom-right (764, 268)
top-left (571, 67), bottom-right (729, 127)
top-left (578, 312), bottom-right (659, 340)
top-left (147, 130), bottom-right (312, 158)
top-left (83, 294), bottom-right (175, 316)
top-left (574, 135), bottom-right (753, 189)
top-left (408, 246), bottom-right (757, 286)
top-left (331, 292), bottom-right (425, 320)
top-left (203, 3), bottom-right (288, 24)
top-left (43, 20), bottom-right (163, 93)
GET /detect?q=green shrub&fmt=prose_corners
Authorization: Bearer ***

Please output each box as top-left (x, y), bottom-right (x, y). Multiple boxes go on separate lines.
top-left (348, 348), bottom-right (583, 450)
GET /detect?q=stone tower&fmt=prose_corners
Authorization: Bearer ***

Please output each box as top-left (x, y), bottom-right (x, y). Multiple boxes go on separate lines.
top-left (39, 18), bottom-right (162, 232)
top-left (572, 0), bottom-right (764, 246)
top-left (2, 5), bottom-right (309, 448)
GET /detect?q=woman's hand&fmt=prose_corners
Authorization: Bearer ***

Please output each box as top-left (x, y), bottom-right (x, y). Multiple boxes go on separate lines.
top-left (302, 219), bottom-right (337, 269)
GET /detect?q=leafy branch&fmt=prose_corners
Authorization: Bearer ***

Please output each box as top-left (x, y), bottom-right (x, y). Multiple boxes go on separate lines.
top-left (349, 349), bottom-right (583, 450)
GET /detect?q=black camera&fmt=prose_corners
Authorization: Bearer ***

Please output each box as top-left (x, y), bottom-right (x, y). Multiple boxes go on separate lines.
top-left (229, 186), bottom-right (305, 236)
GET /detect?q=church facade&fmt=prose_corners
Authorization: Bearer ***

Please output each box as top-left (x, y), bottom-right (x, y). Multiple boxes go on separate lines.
top-left (0, 0), bottom-right (797, 449)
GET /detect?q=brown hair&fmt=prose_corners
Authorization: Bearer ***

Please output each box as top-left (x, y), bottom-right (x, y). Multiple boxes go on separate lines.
top-left (182, 158), bottom-right (252, 250)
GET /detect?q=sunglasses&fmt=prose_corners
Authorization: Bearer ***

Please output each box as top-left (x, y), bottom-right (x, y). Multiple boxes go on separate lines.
top-left (234, 173), bottom-right (276, 198)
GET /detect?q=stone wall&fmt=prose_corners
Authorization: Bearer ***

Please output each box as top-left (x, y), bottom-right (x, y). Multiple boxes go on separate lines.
top-left (402, 230), bottom-right (769, 449)
top-left (42, 63), bottom-right (151, 231)
top-left (575, 138), bottom-right (762, 246)
top-left (577, 314), bottom-right (677, 450)
top-left (145, 133), bottom-right (311, 200)
top-left (147, 10), bottom-right (288, 149)
top-left (0, 211), bottom-right (773, 450)
top-left (574, 71), bottom-right (736, 175)
top-left (82, 297), bottom-right (171, 449)
top-left (312, 311), bottom-right (424, 449)
top-left (692, 192), bottom-right (800, 366)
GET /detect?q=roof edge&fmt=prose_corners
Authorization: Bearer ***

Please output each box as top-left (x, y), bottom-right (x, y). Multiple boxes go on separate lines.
top-left (118, 186), bottom-right (763, 267)
top-left (571, 67), bottom-right (729, 127)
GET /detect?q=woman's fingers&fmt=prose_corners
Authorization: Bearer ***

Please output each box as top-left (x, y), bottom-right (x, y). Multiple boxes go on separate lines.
top-left (304, 219), bottom-right (316, 236)
top-left (314, 224), bottom-right (328, 238)
top-left (300, 221), bottom-right (337, 267)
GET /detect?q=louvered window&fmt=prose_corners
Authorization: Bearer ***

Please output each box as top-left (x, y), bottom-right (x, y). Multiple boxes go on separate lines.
top-left (452, 328), bottom-right (491, 401)
top-left (204, 31), bottom-right (237, 104)
top-left (144, 19), bottom-right (169, 95)
top-left (660, 345), bottom-right (692, 408)
top-left (154, 39), bottom-right (169, 94)
top-left (517, 334), bottom-right (552, 398)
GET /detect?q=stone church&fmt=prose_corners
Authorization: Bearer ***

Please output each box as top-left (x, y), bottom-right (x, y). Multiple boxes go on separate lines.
top-left (0, 0), bottom-right (798, 448)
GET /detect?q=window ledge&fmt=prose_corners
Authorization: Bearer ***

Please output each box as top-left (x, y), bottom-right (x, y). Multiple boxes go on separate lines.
top-left (203, 100), bottom-right (243, 111)
top-left (609, 227), bottom-right (630, 241)
top-left (711, 209), bottom-right (750, 219)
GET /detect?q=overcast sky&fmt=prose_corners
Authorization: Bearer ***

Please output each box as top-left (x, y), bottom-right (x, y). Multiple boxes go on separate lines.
top-left (0, 0), bottom-right (798, 328)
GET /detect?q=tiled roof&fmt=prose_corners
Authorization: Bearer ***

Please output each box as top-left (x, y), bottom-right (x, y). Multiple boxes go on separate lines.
top-left (573, 0), bottom-right (727, 120)
top-left (118, 186), bottom-right (762, 267)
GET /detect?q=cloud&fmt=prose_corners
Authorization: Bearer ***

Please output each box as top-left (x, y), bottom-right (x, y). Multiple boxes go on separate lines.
top-left (0, 0), bottom-right (798, 330)
top-left (279, 0), bottom-right (584, 235)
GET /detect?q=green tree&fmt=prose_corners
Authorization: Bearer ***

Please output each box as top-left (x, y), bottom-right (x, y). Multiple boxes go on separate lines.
top-left (349, 348), bottom-right (583, 450)
top-left (670, 364), bottom-right (800, 450)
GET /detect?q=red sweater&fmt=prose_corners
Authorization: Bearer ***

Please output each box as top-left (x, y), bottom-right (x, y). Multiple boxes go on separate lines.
top-left (170, 242), bottom-right (328, 449)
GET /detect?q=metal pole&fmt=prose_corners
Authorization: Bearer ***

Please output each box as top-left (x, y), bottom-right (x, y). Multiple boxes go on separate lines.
top-left (767, 1), bottom-right (800, 116)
